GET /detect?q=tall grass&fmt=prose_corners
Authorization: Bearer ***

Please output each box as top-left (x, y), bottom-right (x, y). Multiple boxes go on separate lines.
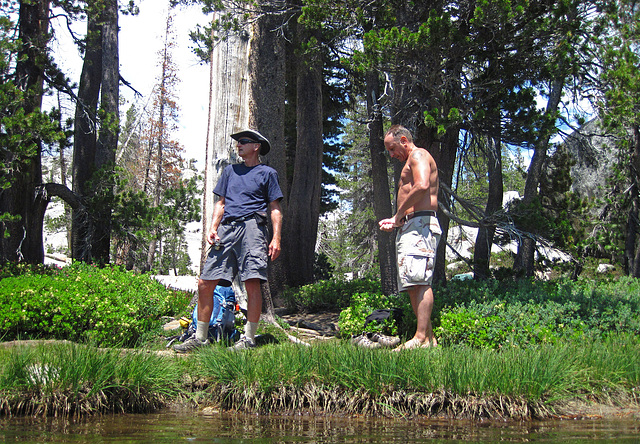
top-left (0, 342), bottom-right (181, 417)
top-left (194, 336), bottom-right (640, 418)
top-left (2, 336), bottom-right (638, 419)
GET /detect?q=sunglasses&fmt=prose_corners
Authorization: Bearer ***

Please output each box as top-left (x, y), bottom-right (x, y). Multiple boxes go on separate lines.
top-left (237, 138), bottom-right (257, 145)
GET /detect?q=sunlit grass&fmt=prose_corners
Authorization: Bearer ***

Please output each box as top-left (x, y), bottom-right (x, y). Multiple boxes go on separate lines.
top-left (0, 342), bottom-right (182, 416)
top-left (1, 335), bottom-right (638, 419)
top-left (192, 335), bottom-right (640, 418)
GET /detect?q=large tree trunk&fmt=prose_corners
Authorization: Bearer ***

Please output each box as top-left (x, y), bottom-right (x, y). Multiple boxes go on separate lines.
top-left (514, 78), bottom-right (563, 276)
top-left (283, 28), bottom-right (324, 288)
top-left (72, 10), bottom-right (102, 262)
top-left (201, 21), bottom-right (252, 271)
top-left (249, 10), bottom-right (287, 299)
top-left (473, 136), bottom-right (503, 279)
top-left (0, 0), bottom-right (50, 264)
top-left (90, 0), bottom-right (119, 265)
top-left (366, 70), bottom-right (396, 295)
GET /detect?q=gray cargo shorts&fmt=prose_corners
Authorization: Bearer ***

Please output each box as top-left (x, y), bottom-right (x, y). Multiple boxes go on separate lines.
top-left (200, 218), bottom-right (268, 285)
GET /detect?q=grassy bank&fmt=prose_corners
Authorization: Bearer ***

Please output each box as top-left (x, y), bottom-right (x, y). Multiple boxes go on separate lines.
top-left (0, 341), bottom-right (181, 417)
top-left (2, 335), bottom-right (638, 420)
top-left (193, 335), bottom-right (640, 419)
top-left (1, 264), bottom-right (639, 419)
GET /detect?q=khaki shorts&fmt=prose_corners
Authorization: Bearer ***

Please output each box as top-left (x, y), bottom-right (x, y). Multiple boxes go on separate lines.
top-left (396, 215), bottom-right (442, 292)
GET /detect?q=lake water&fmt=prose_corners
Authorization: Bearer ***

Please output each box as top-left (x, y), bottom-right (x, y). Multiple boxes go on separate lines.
top-left (1, 410), bottom-right (639, 443)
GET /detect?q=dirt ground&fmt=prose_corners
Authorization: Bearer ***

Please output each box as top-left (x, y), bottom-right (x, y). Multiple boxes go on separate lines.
top-left (277, 309), bottom-right (341, 340)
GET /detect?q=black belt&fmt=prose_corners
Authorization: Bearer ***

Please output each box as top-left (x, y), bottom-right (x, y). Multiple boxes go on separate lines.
top-left (221, 213), bottom-right (256, 226)
top-left (403, 210), bottom-right (436, 222)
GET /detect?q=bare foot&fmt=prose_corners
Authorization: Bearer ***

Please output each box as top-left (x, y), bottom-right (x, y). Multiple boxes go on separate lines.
top-left (421, 337), bottom-right (438, 348)
top-left (392, 337), bottom-right (427, 351)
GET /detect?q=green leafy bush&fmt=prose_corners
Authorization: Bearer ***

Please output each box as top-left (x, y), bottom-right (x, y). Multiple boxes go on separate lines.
top-left (281, 276), bottom-right (382, 312)
top-left (334, 276), bottom-right (639, 348)
top-left (433, 276), bottom-right (640, 349)
top-left (437, 300), bottom-right (588, 348)
top-left (0, 262), bottom-right (190, 347)
top-left (338, 292), bottom-right (413, 337)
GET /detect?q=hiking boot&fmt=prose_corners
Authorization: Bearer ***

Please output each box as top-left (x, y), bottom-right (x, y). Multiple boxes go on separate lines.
top-left (357, 334), bottom-right (381, 349)
top-left (350, 334), bottom-right (366, 345)
top-left (350, 332), bottom-right (381, 349)
top-left (370, 333), bottom-right (401, 348)
top-left (173, 336), bottom-right (209, 354)
top-left (228, 335), bottom-right (256, 351)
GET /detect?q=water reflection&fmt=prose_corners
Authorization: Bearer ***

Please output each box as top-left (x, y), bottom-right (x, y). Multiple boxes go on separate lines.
top-left (1, 410), bottom-right (639, 443)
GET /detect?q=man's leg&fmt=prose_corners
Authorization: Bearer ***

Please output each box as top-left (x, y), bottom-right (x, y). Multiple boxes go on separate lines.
top-left (196, 278), bottom-right (220, 341)
top-left (407, 284), bottom-right (437, 347)
top-left (229, 278), bottom-right (262, 350)
top-left (173, 277), bottom-right (220, 353)
top-left (243, 278), bottom-right (263, 340)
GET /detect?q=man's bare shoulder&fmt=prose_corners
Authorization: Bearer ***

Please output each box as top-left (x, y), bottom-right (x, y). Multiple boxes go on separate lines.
top-left (409, 147), bottom-right (430, 163)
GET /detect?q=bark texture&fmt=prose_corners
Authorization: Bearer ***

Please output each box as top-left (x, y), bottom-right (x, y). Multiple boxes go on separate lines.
top-left (283, 28), bottom-right (324, 287)
top-left (72, 11), bottom-right (102, 262)
top-left (0, 0), bottom-right (50, 264)
top-left (249, 11), bottom-right (287, 297)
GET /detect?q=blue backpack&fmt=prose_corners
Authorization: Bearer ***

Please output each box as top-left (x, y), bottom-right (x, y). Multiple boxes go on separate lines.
top-left (184, 286), bottom-right (239, 342)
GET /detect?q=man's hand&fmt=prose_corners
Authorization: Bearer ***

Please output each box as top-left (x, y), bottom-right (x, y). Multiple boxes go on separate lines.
top-left (379, 216), bottom-right (402, 232)
top-left (207, 229), bottom-right (220, 245)
top-left (268, 239), bottom-right (281, 261)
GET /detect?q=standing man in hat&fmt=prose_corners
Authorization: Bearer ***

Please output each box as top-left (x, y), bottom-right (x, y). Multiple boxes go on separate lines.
top-left (174, 129), bottom-right (283, 352)
top-left (378, 125), bottom-right (442, 350)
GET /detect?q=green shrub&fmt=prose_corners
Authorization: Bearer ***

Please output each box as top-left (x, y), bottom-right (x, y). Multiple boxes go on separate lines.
top-left (332, 276), bottom-right (639, 348)
top-left (0, 262), bottom-right (190, 347)
top-left (437, 300), bottom-right (589, 349)
top-left (433, 276), bottom-right (640, 349)
top-left (281, 276), bottom-right (382, 312)
top-left (338, 292), bottom-right (413, 337)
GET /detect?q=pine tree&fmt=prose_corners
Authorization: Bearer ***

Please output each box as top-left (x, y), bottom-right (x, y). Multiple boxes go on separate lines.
top-left (112, 11), bottom-right (198, 273)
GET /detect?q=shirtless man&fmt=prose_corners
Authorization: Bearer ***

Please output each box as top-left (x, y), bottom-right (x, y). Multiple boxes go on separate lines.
top-left (379, 125), bottom-right (442, 350)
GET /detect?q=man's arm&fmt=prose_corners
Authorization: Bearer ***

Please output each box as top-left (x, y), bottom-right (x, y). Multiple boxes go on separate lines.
top-left (207, 197), bottom-right (225, 244)
top-left (268, 199), bottom-right (282, 261)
